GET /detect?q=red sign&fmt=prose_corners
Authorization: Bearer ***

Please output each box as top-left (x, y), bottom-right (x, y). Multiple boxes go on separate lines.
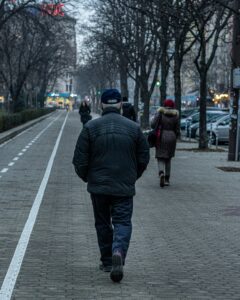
top-left (41, 3), bottom-right (64, 16)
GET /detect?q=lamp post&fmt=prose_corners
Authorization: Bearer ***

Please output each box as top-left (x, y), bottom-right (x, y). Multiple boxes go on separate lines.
top-left (228, 0), bottom-right (240, 161)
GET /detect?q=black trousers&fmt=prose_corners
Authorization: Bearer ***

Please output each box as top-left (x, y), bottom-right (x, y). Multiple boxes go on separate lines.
top-left (91, 194), bottom-right (133, 266)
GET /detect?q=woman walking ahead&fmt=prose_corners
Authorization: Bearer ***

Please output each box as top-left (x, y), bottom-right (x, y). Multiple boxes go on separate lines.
top-left (151, 99), bottom-right (179, 187)
top-left (79, 100), bottom-right (91, 125)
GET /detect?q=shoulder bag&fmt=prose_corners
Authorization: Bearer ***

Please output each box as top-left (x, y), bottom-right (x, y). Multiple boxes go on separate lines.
top-left (147, 113), bottom-right (162, 148)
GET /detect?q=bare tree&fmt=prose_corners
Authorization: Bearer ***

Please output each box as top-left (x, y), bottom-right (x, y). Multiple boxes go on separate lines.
top-left (0, 7), bottom-right (75, 112)
top-left (77, 35), bottom-right (119, 112)
top-left (189, 0), bottom-right (232, 149)
top-left (0, 0), bottom-right (74, 31)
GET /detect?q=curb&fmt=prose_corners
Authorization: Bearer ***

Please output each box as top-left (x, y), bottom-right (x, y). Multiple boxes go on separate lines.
top-left (0, 111), bottom-right (57, 145)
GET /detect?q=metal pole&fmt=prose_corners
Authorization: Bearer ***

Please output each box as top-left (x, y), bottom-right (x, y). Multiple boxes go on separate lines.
top-left (216, 124), bottom-right (219, 149)
top-left (236, 94), bottom-right (240, 160)
top-left (189, 120), bottom-right (192, 141)
top-left (209, 122), bottom-right (213, 148)
top-left (228, 0), bottom-right (240, 161)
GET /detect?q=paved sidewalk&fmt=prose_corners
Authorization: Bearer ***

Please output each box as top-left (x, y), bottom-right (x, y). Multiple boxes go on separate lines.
top-left (8, 112), bottom-right (240, 299)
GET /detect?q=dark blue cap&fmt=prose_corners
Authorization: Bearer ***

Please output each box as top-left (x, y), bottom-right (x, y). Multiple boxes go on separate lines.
top-left (101, 89), bottom-right (121, 104)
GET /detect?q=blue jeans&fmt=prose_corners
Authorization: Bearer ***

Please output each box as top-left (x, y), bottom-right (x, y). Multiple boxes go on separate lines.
top-left (91, 194), bottom-right (133, 266)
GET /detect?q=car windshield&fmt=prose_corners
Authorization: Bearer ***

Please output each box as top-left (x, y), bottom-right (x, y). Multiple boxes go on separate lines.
top-left (207, 113), bottom-right (227, 122)
top-left (218, 115), bottom-right (230, 124)
top-left (191, 113), bottom-right (199, 122)
top-left (181, 109), bottom-right (198, 118)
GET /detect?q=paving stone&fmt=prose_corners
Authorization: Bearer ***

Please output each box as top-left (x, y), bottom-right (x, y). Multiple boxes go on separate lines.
top-left (0, 111), bottom-right (240, 299)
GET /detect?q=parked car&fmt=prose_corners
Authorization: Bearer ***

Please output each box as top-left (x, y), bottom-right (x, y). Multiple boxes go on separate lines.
top-left (185, 111), bottom-right (228, 138)
top-left (195, 114), bottom-right (230, 144)
top-left (181, 108), bottom-right (199, 118)
top-left (181, 109), bottom-right (199, 130)
top-left (180, 107), bottom-right (229, 130)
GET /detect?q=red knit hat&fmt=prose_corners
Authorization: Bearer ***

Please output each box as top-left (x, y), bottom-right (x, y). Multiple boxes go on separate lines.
top-left (164, 99), bottom-right (175, 108)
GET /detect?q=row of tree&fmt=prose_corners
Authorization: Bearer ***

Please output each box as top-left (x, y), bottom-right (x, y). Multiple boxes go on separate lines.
top-left (78, 0), bottom-right (234, 148)
top-left (0, 0), bottom-right (75, 112)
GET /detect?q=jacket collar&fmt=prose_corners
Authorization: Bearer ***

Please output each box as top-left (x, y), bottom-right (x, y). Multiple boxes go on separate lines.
top-left (102, 107), bottom-right (121, 116)
top-left (158, 107), bottom-right (179, 116)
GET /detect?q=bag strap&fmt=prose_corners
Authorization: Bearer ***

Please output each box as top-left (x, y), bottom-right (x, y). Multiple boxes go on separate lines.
top-left (155, 112), bottom-right (162, 130)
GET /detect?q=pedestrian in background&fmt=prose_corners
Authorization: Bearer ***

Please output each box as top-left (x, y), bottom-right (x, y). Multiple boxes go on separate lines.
top-left (151, 99), bottom-right (179, 187)
top-left (73, 88), bottom-right (150, 283)
top-left (79, 100), bottom-right (91, 125)
top-left (121, 96), bottom-right (137, 122)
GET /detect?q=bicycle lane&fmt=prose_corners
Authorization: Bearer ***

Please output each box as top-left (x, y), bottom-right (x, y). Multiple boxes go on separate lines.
top-left (0, 111), bottom-right (68, 299)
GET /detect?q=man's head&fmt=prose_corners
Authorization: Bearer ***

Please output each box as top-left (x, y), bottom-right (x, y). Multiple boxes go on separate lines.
top-left (101, 89), bottom-right (122, 110)
top-left (122, 96), bottom-right (128, 102)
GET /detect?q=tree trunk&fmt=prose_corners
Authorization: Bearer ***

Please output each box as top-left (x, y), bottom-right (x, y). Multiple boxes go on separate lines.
top-left (160, 45), bottom-right (168, 106)
top-left (174, 49), bottom-right (183, 137)
top-left (197, 34), bottom-right (208, 149)
top-left (134, 78), bottom-right (140, 114)
top-left (198, 72), bottom-right (208, 149)
top-left (141, 80), bottom-right (150, 129)
top-left (38, 82), bottom-right (48, 108)
top-left (174, 48), bottom-right (182, 115)
top-left (142, 95), bottom-right (150, 129)
top-left (119, 56), bottom-right (128, 98)
top-left (11, 91), bottom-right (21, 113)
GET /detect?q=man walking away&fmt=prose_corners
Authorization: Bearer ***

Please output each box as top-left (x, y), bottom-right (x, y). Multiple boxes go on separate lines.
top-left (73, 89), bottom-right (150, 283)
top-left (122, 96), bottom-right (137, 122)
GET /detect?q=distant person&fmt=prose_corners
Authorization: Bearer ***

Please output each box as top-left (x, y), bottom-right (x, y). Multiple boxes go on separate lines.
top-left (79, 100), bottom-right (91, 125)
top-left (121, 96), bottom-right (137, 122)
top-left (151, 99), bottom-right (179, 187)
top-left (73, 89), bottom-right (149, 283)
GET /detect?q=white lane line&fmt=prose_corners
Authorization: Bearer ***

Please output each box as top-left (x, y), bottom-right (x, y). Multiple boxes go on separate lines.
top-left (0, 113), bottom-right (68, 300)
top-left (1, 168), bottom-right (8, 173)
top-left (0, 113), bottom-right (63, 180)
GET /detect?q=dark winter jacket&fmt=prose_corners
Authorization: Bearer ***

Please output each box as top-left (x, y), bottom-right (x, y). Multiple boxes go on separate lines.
top-left (122, 102), bottom-right (137, 122)
top-left (79, 104), bottom-right (91, 124)
top-left (73, 107), bottom-right (150, 196)
top-left (151, 107), bottom-right (179, 159)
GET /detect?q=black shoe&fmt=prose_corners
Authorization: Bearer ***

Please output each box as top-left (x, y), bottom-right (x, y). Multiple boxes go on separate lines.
top-left (99, 264), bottom-right (112, 272)
top-left (110, 252), bottom-right (123, 283)
top-left (159, 172), bottom-right (165, 188)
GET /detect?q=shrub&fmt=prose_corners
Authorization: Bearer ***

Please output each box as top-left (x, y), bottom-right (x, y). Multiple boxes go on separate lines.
top-left (0, 108), bottom-right (55, 132)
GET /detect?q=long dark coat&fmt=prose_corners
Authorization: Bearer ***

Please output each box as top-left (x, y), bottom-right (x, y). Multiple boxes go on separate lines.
top-left (151, 107), bottom-right (179, 159)
top-left (79, 104), bottom-right (91, 124)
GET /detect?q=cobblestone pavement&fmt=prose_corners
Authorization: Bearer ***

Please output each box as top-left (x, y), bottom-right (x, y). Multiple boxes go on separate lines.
top-left (0, 110), bottom-right (240, 299)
